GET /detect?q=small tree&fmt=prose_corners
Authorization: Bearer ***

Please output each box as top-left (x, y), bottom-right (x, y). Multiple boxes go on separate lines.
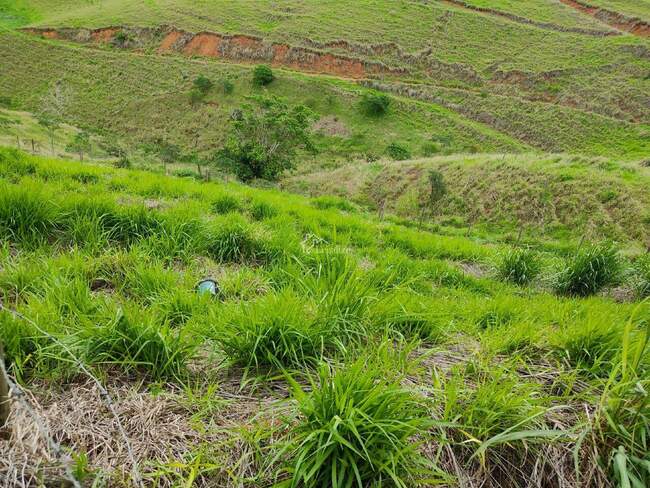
top-left (181, 150), bottom-right (209, 179)
top-left (66, 131), bottom-right (91, 161)
top-left (220, 78), bottom-right (235, 94)
top-left (360, 92), bottom-right (391, 117)
top-left (189, 75), bottom-right (213, 105)
top-left (252, 65), bottom-right (275, 86)
top-left (154, 139), bottom-right (181, 173)
top-left (217, 95), bottom-right (315, 181)
top-left (37, 114), bottom-right (60, 155)
top-left (385, 142), bottom-right (411, 161)
top-left (38, 81), bottom-right (68, 155)
top-left (417, 169), bottom-right (447, 227)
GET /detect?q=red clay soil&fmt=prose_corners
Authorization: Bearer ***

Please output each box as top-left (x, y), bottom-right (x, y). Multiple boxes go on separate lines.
top-left (440, 0), bottom-right (619, 36)
top-left (24, 26), bottom-right (405, 79)
top-left (558, 0), bottom-right (650, 37)
top-left (161, 29), bottom-right (390, 78)
top-left (91, 27), bottom-right (119, 42)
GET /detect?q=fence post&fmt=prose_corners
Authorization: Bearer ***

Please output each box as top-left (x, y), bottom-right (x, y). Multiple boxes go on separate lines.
top-left (0, 342), bottom-right (9, 430)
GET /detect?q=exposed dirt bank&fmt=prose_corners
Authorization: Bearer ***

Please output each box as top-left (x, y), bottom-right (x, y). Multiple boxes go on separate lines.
top-left (440, 0), bottom-right (620, 36)
top-left (23, 26), bottom-right (407, 79)
top-left (558, 0), bottom-right (650, 37)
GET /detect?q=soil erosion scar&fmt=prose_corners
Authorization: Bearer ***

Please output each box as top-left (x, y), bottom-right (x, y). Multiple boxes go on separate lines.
top-left (558, 0), bottom-right (650, 37)
top-left (23, 26), bottom-right (407, 79)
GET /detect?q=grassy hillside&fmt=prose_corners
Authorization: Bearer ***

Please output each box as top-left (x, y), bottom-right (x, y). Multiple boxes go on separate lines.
top-left (1, 147), bottom-right (649, 487)
top-left (0, 30), bottom-right (529, 164)
top-left (285, 153), bottom-right (650, 246)
top-left (1, 0), bottom-right (647, 163)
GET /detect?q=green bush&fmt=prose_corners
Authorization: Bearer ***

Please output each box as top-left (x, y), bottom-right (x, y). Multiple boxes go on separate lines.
top-left (252, 65), bottom-right (275, 86)
top-left (193, 75), bottom-right (213, 94)
top-left (359, 92), bottom-right (391, 116)
top-left (385, 142), bottom-right (411, 161)
top-left (555, 244), bottom-right (621, 296)
top-left (220, 78), bottom-right (235, 94)
top-left (284, 353), bottom-right (436, 487)
top-left (497, 248), bottom-right (541, 285)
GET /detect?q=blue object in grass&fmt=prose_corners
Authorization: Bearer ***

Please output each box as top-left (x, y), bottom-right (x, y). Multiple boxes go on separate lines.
top-left (197, 278), bottom-right (219, 296)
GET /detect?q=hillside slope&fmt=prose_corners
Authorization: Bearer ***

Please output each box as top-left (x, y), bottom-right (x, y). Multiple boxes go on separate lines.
top-left (1, 147), bottom-right (648, 487)
top-left (285, 153), bottom-right (650, 246)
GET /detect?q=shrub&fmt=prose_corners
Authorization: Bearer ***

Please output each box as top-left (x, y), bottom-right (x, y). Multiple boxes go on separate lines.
top-left (0, 95), bottom-right (13, 109)
top-left (284, 353), bottom-right (436, 487)
top-left (193, 75), bottom-right (213, 94)
top-left (172, 168), bottom-right (201, 180)
top-left (555, 244), bottom-right (621, 296)
top-left (359, 92), bottom-right (391, 116)
top-left (497, 248), bottom-right (540, 285)
top-left (189, 75), bottom-right (213, 105)
top-left (220, 78), bottom-right (235, 94)
top-left (114, 156), bottom-right (131, 169)
top-left (385, 142), bottom-right (411, 161)
top-left (252, 65), bottom-right (275, 86)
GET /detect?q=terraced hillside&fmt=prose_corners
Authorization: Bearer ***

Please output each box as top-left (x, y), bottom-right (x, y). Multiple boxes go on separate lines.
top-left (1, 147), bottom-right (649, 487)
top-left (0, 0), bottom-right (649, 160)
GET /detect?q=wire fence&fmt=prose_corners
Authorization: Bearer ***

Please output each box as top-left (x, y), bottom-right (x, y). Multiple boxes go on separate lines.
top-left (0, 302), bottom-right (144, 488)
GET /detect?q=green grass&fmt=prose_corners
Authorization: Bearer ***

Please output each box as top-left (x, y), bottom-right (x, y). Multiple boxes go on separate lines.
top-left (584, 0), bottom-right (650, 19)
top-left (284, 153), bottom-right (650, 246)
top-left (0, 146), bottom-right (648, 486)
top-left (0, 30), bottom-right (527, 166)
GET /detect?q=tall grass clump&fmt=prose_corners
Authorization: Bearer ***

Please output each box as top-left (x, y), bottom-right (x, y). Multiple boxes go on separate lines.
top-left (214, 291), bottom-right (337, 370)
top-left (205, 217), bottom-right (286, 265)
top-left (632, 255), bottom-right (650, 299)
top-left (553, 316), bottom-right (622, 376)
top-left (370, 290), bottom-right (444, 341)
top-left (589, 303), bottom-right (649, 488)
top-left (0, 183), bottom-right (60, 246)
top-left (282, 352), bottom-right (437, 487)
top-left (496, 248), bottom-right (540, 285)
top-left (81, 306), bottom-right (192, 380)
top-left (555, 244), bottom-right (621, 297)
top-left (284, 251), bottom-right (375, 343)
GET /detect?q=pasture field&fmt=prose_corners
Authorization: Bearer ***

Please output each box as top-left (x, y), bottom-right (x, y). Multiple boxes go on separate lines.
top-left (0, 147), bottom-right (649, 487)
top-left (0, 0), bottom-right (649, 487)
